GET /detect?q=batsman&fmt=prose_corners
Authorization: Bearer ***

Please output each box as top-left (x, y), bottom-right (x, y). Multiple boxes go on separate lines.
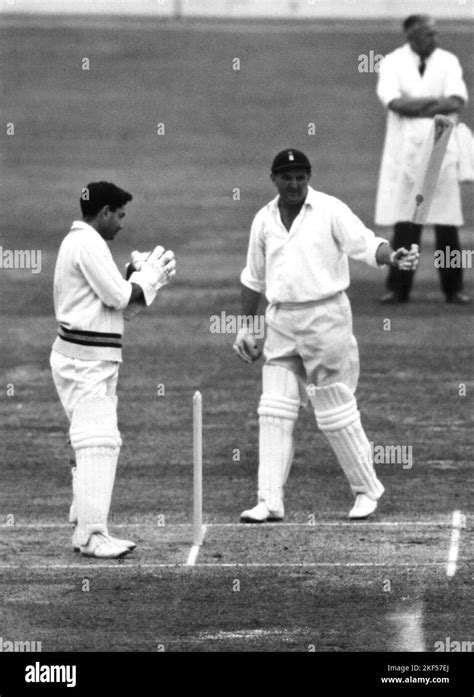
top-left (234, 149), bottom-right (419, 522)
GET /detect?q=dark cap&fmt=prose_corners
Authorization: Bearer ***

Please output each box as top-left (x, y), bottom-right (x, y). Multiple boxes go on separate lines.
top-left (271, 149), bottom-right (311, 174)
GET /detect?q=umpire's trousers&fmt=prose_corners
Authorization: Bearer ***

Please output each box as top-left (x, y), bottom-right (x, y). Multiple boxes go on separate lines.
top-left (385, 222), bottom-right (464, 300)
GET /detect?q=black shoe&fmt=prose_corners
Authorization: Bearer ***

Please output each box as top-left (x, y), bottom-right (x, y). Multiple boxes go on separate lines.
top-left (380, 292), bottom-right (409, 304)
top-left (446, 293), bottom-right (470, 304)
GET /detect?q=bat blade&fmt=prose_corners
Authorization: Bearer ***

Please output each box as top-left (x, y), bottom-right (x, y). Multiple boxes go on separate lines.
top-left (411, 114), bottom-right (454, 224)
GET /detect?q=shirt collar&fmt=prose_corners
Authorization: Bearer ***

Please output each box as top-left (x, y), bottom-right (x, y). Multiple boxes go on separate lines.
top-left (269, 185), bottom-right (317, 212)
top-left (304, 186), bottom-right (318, 208)
top-left (406, 43), bottom-right (437, 64)
top-left (70, 220), bottom-right (100, 235)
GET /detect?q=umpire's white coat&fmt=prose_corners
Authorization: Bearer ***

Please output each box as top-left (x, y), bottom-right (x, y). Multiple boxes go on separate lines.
top-left (375, 44), bottom-right (468, 226)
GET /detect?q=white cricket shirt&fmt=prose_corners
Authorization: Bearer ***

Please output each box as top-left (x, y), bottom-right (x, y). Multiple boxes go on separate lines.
top-left (52, 221), bottom-right (133, 362)
top-left (241, 186), bottom-right (388, 304)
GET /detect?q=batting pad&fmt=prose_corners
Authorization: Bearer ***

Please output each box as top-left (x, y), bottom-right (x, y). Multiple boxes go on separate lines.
top-left (257, 366), bottom-right (300, 510)
top-left (70, 396), bottom-right (121, 451)
top-left (309, 382), bottom-right (384, 500)
top-left (70, 397), bottom-right (121, 546)
top-left (69, 466), bottom-right (77, 524)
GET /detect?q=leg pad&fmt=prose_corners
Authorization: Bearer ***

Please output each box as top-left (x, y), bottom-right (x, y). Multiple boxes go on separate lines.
top-left (309, 382), bottom-right (384, 500)
top-left (70, 396), bottom-right (121, 451)
top-left (257, 366), bottom-right (300, 509)
top-left (69, 397), bottom-right (121, 545)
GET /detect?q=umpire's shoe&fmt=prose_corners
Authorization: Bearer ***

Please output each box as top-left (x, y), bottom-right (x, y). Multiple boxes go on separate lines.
top-left (349, 494), bottom-right (378, 520)
top-left (379, 292), bottom-right (409, 304)
top-left (79, 532), bottom-right (133, 559)
top-left (240, 501), bottom-right (284, 523)
top-left (446, 292), bottom-right (470, 304)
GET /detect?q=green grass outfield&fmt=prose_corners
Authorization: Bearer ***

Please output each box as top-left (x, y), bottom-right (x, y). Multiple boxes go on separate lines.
top-left (0, 17), bottom-right (473, 657)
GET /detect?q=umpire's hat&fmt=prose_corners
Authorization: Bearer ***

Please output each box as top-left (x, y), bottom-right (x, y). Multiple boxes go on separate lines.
top-left (271, 149), bottom-right (311, 174)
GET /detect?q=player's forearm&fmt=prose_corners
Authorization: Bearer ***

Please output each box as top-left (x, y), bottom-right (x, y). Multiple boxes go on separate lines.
top-left (388, 97), bottom-right (438, 117)
top-left (241, 283), bottom-right (261, 318)
top-left (419, 96), bottom-right (464, 117)
top-left (234, 284), bottom-right (263, 363)
top-left (375, 242), bottom-right (396, 266)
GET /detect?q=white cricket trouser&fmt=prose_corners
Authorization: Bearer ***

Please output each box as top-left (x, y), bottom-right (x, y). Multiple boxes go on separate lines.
top-left (263, 291), bottom-right (359, 394)
top-left (50, 350), bottom-right (119, 423)
top-left (50, 350), bottom-right (122, 542)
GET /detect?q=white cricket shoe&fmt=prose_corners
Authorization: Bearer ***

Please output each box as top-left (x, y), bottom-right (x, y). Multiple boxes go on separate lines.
top-left (72, 527), bottom-right (136, 553)
top-left (108, 534), bottom-right (136, 551)
top-left (79, 532), bottom-right (132, 559)
top-left (240, 501), bottom-right (285, 523)
top-left (349, 494), bottom-right (378, 520)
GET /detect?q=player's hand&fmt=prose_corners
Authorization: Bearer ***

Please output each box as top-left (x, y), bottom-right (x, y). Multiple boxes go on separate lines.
top-left (125, 250), bottom-right (151, 280)
top-left (130, 250), bottom-right (151, 271)
top-left (143, 246), bottom-right (177, 289)
top-left (391, 244), bottom-right (420, 272)
top-left (233, 329), bottom-right (261, 364)
top-left (129, 246), bottom-right (176, 305)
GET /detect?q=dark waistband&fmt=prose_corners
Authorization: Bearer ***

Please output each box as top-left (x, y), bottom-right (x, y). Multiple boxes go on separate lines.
top-left (58, 325), bottom-right (122, 349)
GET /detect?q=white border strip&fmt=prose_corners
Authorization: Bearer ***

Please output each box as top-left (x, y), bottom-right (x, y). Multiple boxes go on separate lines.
top-left (446, 510), bottom-right (464, 578)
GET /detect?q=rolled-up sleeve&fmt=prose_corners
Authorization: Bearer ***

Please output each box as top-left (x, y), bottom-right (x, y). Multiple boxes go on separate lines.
top-left (78, 237), bottom-right (132, 310)
top-left (332, 200), bottom-right (389, 268)
top-left (377, 54), bottom-right (401, 108)
top-left (240, 214), bottom-right (266, 293)
top-left (444, 55), bottom-right (469, 103)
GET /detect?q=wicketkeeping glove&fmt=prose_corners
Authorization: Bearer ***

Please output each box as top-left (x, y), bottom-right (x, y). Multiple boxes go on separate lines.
top-left (125, 251), bottom-right (151, 280)
top-left (129, 245), bottom-right (176, 305)
top-left (233, 329), bottom-right (262, 364)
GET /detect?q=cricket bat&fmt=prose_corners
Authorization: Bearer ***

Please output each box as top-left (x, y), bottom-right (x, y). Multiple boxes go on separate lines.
top-left (411, 114), bottom-right (454, 224)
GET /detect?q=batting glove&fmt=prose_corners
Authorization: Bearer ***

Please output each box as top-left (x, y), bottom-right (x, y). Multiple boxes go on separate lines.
top-left (391, 244), bottom-right (420, 272)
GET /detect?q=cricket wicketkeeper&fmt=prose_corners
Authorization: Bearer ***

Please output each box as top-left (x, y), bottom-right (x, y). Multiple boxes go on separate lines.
top-left (50, 181), bottom-right (176, 558)
top-left (234, 149), bottom-right (419, 522)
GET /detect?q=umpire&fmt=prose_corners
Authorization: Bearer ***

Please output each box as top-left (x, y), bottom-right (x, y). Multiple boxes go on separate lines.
top-left (375, 14), bottom-right (469, 304)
